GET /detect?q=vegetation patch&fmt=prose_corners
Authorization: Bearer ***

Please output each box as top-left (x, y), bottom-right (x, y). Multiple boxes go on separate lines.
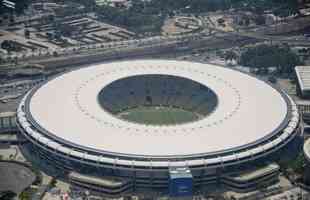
top-left (239, 44), bottom-right (302, 75)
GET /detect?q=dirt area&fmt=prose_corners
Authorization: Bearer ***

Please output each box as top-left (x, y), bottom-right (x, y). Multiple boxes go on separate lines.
top-left (162, 16), bottom-right (202, 35)
top-left (209, 14), bottom-right (235, 32)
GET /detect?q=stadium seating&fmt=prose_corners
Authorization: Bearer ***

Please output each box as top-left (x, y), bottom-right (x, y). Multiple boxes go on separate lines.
top-left (98, 75), bottom-right (218, 118)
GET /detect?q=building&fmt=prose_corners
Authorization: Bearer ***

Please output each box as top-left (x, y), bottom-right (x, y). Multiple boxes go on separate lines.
top-left (68, 172), bottom-right (133, 196)
top-left (222, 163), bottom-right (280, 192)
top-left (295, 66), bottom-right (310, 98)
top-left (0, 112), bottom-right (17, 133)
top-left (169, 167), bottom-right (193, 197)
top-left (95, 0), bottom-right (131, 8)
top-left (17, 60), bottom-right (303, 196)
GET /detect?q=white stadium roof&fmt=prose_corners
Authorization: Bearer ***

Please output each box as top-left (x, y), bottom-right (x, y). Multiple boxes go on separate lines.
top-left (26, 60), bottom-right (289, 157)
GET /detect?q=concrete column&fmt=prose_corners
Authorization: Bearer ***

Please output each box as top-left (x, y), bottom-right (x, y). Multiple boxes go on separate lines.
top-left (8, 117), bottom-right (12, 128)
top-left (3, 118), bottom-right (8, 128)
top-left (0, 118), bottom-right (3, 129)
top-left (12, 117), bottom-right (16, 127)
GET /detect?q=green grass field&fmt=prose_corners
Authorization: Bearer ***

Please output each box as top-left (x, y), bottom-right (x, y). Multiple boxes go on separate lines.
top-left (118, 106), bottom-right (199, 125)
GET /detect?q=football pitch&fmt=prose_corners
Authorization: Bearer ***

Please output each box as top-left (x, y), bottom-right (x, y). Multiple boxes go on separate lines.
top-left (118, 106), bottom-right (199, 125)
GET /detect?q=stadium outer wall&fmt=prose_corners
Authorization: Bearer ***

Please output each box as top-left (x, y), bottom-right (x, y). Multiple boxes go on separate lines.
top-left (16, 66), bottom-right (303, 195)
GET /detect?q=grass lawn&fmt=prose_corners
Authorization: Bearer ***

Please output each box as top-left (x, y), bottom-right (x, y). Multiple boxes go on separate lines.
top-left (118, 106), bottom-right (198, 125)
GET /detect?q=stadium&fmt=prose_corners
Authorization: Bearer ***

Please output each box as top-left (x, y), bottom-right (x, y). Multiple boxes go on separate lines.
top-left (16, 60), bottom-right (303, 196)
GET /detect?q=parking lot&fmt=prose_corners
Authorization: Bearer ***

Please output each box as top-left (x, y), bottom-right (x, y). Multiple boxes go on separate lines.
top-left (0, 161), bottom-right (36, 194)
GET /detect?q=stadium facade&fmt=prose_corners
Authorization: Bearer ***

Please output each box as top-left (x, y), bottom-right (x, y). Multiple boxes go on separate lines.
top-left (17, 60), bottom-right (303, 196)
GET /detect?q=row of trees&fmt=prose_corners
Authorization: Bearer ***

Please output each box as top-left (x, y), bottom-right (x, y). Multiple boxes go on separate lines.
top-left (1, 40), bottom-right (23, 53)
top-left (118, 0), bottom-right (300, 16)
top-left (239, 44), bottom-right (302, 74)
top-left (231, 0), bottom-right (300, 16)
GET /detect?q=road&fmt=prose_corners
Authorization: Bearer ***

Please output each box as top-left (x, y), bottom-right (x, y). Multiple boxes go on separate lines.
top-left (204, 15), bottom-right (310, 46)
top-left (0, 78), bottom-right (45, 112)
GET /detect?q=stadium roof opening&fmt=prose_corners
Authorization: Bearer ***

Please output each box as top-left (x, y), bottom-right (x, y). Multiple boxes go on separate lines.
top-left (98, 74), bottom-right (218, 125)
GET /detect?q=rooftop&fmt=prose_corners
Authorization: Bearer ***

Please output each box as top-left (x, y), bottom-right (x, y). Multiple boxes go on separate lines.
top-left (0, 112), bottom-right (16, 118)
top-left (68, 172), bottom-right (128, 187)
top-left (26, 60), bottom-right (290, 157)
top-left (226, 163), bottom-right (280, 182)
top-left (169, 167), bottom-right (193, 179)
top-left (295, 66), bottom-right (310, 91)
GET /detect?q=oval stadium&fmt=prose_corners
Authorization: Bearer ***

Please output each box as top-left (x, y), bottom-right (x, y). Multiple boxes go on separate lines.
top-left (16, 60), bottom-right (303, 196)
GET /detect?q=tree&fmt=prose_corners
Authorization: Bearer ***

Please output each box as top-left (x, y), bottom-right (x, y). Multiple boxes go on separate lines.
top-left (244, 16), bottom-right (250, 26)
top-left (0, 191), bottom-right (16, 200)
top-left (1, 40), bottom-right (11, 50)
top-left (224, 50), bottom-right (238, 64)
top-left (239, 44), bottom-right (302, 75)
top-left (1, 40), bottom-right (21, 53)
top-left (24, 29), bottom-right (30, 39)
top-left (19, 190), bottom-right (30, 200)
top-left (0, 0), bottom-right (30, 15)
top-left (273, 0), bottom-right (300, 17)
top-left (15, 0), bottom-right (30, 15)
top-left (254, 15), bottom-right (266, 25)
top-left (289, 153), bottom-right (305, 174)
top-left (268, 76), bottom-right (277, 83)
top-left (50, 179), bottom-right (57, 188)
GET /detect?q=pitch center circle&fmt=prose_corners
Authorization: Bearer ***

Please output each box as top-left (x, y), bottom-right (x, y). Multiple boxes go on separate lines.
top-left (97, 74), bottom-right (218, 126)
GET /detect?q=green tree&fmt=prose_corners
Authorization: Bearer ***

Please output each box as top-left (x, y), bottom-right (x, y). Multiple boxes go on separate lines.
top-left (254, 15), bottom-right (266, 25)
top-left (0, 191), bottom-right (16, 200)
top-left (224, 50), bottom-right (238, 63)
top-left (273, 0), bottom-right (300, 17)
top-left (15, 0), bottom-right (30, 14)
top-left (239, 44), bottom-right (302, 74)
top-left (19, 190), bottom-right (30, 200)
top-left (0, 0), bottom-right (30, 15)
top-left (24, 29), bottom-right (30, 39)
top-left (50, 179), bottom-right (57, 188)
top-left (289, 153), bottom-right (305, 174)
